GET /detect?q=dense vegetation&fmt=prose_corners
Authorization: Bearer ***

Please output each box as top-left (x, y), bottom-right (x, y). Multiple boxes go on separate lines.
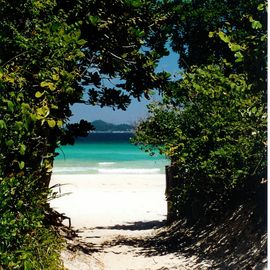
top-left (0, 0), bottom-right (168, 268)
top-left (0, 0), bottom-right (266, 268)
top-left (133, 0), bottom-right (267, 221)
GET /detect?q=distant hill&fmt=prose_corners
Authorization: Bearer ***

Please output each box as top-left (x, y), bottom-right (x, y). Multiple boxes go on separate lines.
top-left (92, 120), bottom-right (134, 132)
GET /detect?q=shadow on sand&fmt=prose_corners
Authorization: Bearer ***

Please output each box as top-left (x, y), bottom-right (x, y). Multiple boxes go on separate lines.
top-left (93, 220), bottom-right (167, 231)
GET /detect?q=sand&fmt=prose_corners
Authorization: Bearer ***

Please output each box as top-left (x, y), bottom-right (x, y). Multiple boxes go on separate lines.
top-left (50, 174), bottom-right (167, 229)
top-left (50, 174), bottom-right (213, 270)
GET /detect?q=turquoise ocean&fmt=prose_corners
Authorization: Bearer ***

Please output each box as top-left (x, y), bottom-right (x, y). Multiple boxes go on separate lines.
top-left (53, 133), bottom-right (169, 175)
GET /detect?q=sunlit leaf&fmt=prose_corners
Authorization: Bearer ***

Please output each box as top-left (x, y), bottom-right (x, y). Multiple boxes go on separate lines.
top-left (35, 91), bottom-right (44, 98)
top-left (47, 119), bottom-right (56, 128)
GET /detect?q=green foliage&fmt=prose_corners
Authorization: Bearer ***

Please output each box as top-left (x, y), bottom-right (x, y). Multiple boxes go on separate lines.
top-left (135, 64), bottom-right (266, 218)
top-left (136, 65), bottom-right (265, 177)
top-left (0, 175), bottom-right (64, 269)
top-left (55, 0), bottom-right (171, 108)
top-left (0, 0), bottom-right (169, 180)
top-left (0, 0), bottom-right (170, 267)
top-left (134, 0), bottom-right (267, 220)
top-left (0, 1), bottom-right (90, 265)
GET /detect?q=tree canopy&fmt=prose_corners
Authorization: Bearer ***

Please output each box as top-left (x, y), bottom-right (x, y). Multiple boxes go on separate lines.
top-left (0, 0), bottom-right (170, 182)
top-left (0, 0), bottom-right (267, 267)
top-left (0, 0), bottom-right (169, 268)
top-left (133, 0), bottom-right (267, 220)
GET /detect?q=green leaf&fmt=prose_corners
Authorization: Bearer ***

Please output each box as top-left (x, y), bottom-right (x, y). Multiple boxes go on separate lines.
top-left (257, 3), bottom-right (265, 11)
top-left (261, 34), bottom-right (267, 41)
top-left (218, 31), bottom-right (230, 43)
top-left (17, 200), bottom-right (24, 207)
top-left (234, 51), bottom-right (244, 62)
top-left (19, 161), bottom-right (25, 170)
top-left (30, 113), bottom-right (37, 122)
top-left (128, 0), bottom-right (142, 8)
top-left (6, 139), bottom-right (14, 147)
top-left (7, 100), bottom-right (14, 112)
top-left (15, 121), bottom-right (24, 130)
top-left (252, 20), bottom-right (262, 29)
top-left (23, 260), bottom-right (32, 270)
top-left (57, 120), bottom-right (63, 127)
top-left (21, 103), bottom-right (30, 112)
top-left (251, 107), bottom-right (257, 114)
top-left (36, 106), bottom-right (50, 118)
top-left (5, 76), bottom-right (14, 84)
top-left (40, 81), bottom-right (49, 87)
top-left (77, 39), bottom-right (87, 46)
top-left (208, 31), bottom-right (215, 38)
top-left (35, 91), bottom-right (44, 98)
top-left (0, 120), bottom-right (6, 129)
top-left (40, 81), bottom-right (56, 90)
top-left (48, 82), bottom-right (56, 91)
top-left (19, 144), bottom-right (26, 155)
top-left (52, 74), bottom-right (59, 81)
top-left (47, 119), bottom-right (56, 128)
top-left (88, 15), bottom-right (100, 26)
top-left (229, 43), bottom-right (242, 52)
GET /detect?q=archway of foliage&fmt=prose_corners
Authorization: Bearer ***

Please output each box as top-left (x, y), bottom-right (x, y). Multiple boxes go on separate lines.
top-left (133, 1), bottom-right (267, 221)
top-left (0, 0), bottom-right (170, 268)
top-left (0, 0), bottom-right (267, 267)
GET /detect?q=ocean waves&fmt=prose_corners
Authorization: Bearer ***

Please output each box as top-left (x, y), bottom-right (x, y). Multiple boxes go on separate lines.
top-left (98, 168), bottom-right (161, 174)
top-left (52, 166), bottom-right (99, 174)
top-left (53, 134), bottom-right (169, 175)
top-left (53, 166), bottom-right (162, 175)
top-left (98, 162), bottom-right (116, 166)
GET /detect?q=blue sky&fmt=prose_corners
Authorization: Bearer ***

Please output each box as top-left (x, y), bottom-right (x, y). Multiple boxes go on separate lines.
top-left (70, 49), bottom-right (179, 124)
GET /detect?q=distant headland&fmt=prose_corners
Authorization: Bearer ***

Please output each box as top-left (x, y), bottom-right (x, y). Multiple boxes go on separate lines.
top-left (92, 120), bottom-right (134, 133)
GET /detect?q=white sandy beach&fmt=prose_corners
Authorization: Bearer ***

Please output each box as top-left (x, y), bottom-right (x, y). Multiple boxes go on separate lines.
top-left (50, 174), bottom-right (213, 270)
top-left (50, 173), bottom-right (167, 229)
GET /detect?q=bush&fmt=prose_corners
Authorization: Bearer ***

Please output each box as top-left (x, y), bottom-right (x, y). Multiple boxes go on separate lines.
top-left (134, 64), bottom-right (267, 220)
top-left (0, 175), bottom-right (64, 269)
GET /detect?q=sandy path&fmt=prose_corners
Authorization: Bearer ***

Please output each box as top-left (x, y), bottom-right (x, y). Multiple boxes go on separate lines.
top-left (50, 174), bottom-right (213, 270)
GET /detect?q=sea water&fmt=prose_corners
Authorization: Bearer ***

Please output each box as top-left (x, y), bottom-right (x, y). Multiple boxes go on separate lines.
top-left (53, 133), bottom-right (169, 175)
